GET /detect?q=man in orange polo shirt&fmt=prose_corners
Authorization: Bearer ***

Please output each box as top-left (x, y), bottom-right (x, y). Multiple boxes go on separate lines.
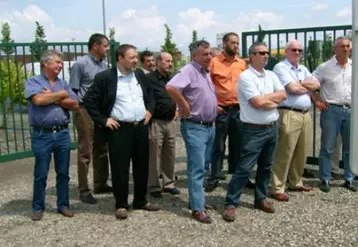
top-left (205, 32), bottom-right (247, 192)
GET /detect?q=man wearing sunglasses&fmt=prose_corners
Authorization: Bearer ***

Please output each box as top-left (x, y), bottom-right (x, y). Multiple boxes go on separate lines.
top-left (223, 43), bottom-right (286, 222)
top-left (270, 40), bottom-right (320, 202)
top-left (312, 37), bottom-right (356, 192)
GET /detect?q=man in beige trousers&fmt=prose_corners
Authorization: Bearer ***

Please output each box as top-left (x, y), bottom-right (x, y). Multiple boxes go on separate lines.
top-left (271, 40), bottom-right (320, 201)
top-left (147, 52), bottom-right (180, 198)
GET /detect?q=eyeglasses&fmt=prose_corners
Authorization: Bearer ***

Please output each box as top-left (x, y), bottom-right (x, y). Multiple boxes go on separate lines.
top-left (253, 51), bottom-right (270, 56)
top-left (291, 49), bottom-right (303, 53)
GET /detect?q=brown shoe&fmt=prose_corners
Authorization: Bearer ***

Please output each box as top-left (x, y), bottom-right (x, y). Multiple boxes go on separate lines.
top-left (223, 207), bottom-right (236, 222)
top-left (58, 209), bottom-right (74, 217)
top-left (271, 193), bottom-right (289, 202)
top-left (188, 203), bottom-right (216, 210)
top-left (255, 199), bottom-right (275, 213)
top-left (31, 211), bottom-right (43, 221)
top-left (288, 185), bottom-right (313, 192)
top-left (192, 211), bottom-right (212, 224)
top-left (134, 203), bottom-right (160, 211)
top-left (115, 208), bottom-right (128, 219)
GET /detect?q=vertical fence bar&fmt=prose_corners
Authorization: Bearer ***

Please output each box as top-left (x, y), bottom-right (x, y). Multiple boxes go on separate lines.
top-left (304, 31), bottom-right (307, 66)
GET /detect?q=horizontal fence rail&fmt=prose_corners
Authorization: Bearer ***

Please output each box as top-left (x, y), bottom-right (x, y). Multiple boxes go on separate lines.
top-left (241, 25), bottom-right (352, 166)
top-left (0, 41), bottom-right (118, 162)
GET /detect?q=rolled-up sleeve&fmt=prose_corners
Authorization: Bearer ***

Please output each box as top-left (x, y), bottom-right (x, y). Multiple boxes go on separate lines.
top-left (69, 62), bottom-right (82, 90)
top-left (167, 71), bottom-right (190, 92)
top-left (25, 77), bottom-right (43, 100)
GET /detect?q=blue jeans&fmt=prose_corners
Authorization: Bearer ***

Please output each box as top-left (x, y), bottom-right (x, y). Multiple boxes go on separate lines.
top-left (319, 105), bottom-right (354, 182)
top-left (181, 121), bottom-right (215, 211)
top-left (31, 128), bottom-right (71, 212)
top-left (208, 107), bottom-right (241, 185)
top-left (225, 124), bottom-right (278, 207)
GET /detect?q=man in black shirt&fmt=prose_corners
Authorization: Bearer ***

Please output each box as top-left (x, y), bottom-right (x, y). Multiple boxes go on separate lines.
top-left (147, 52), bottom-right (180, 198)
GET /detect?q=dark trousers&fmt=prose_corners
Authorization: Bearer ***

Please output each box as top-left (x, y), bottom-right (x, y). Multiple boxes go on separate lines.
top-left (208, 106), bottom-right (241, 186)
top-left (225, 124), bottom-right (278, 207)
top-left (107, 121), bottom-right (149, 210)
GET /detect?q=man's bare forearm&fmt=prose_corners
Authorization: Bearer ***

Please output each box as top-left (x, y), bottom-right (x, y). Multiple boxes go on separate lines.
top-left (265, 91), bottom-right (286, 104)
top-left (260, 100), bottom-right (279, 110)
top-left (32, 91), bottom-right (68, 106)
top-left (302, 79), bottom-right (320, 92)
top-left (57, 98), bottom-right (79, 111)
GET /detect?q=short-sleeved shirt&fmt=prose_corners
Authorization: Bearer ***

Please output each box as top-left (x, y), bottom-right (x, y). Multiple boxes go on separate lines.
top-left (25, 74), bottom-right (78, 126)
top-left (69, 54), bottom-right (107, 103)
top-left (312, 56), bottom-right (352, 105)
top-left (239, 66), bottom-right (284, 124)
top-left (210, 53), bottom-right (246, 106)
top-left (273, 59), bottom-right (313, 109)
top-left (167, 61), bottom-right (217, 122)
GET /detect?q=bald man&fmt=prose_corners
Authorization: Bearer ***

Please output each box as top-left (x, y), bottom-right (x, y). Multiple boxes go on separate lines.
top-left (147, 52), bottom-right (180, 198)
top-left (271, 40), bottom-right (320, 201)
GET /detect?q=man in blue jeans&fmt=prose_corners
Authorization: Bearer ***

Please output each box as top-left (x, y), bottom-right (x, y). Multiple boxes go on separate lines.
top-left (312, 36), bottom-right (356, 192)
top-left (25, 49), bottom-right (79, 221)
top-left (223, 42), bottom-right (286, 222)
top-left (166, 40), bottom-right (218, 224)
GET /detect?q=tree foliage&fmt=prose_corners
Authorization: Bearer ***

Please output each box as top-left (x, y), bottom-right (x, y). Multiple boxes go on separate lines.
top-left (30, 21), bottom-right (47, 61)
top-left (109, 27), bottom-right (116, 41)
top-left (161, 24), bottom-right (179, 71)
top-left (321, 34), bottom-right (334, 61)
top-left (0, 22), bottom-right (15, 55)
top-left (256, 24), bottom-right (266, 44)
top-left (188, 30), bottom-right (198, 58)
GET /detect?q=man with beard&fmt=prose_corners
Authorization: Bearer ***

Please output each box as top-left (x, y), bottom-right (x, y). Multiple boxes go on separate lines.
top-left (70, 33), bottom-right (111, 204)
top-left (147, 52), bottom-right (180, 198)
top-left (205, 32), bottom-right (247, 192)
top-left (83, 44), bottom-right (160, 219)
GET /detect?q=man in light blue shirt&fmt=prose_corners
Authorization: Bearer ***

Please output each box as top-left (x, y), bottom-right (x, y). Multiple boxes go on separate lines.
top-left (271, 40), bottom-right (320, 202)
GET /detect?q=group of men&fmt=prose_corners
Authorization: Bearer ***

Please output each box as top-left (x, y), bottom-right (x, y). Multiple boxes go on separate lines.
top-left (25, 32), bottom-right (355, 224)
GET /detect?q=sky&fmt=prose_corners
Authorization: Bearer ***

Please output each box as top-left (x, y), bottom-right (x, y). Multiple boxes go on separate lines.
top-left (0, 0), bottom-right (353, 54)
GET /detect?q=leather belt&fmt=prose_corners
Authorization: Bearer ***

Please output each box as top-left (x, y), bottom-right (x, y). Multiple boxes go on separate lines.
top-left (242, 121), bottom-right (278, 129)
top-left (278, 106), bottom-right (309, 113)
top-left (117, 120), bottom-right (144, 126)
top-left (329, 103), bottom-right (351, 109)
top-left (31, 124), bottom-right (68, 132)
top-left (181, 119), bottom-right (214, 127)
top-left (219, 104), bottom-right (240, 111)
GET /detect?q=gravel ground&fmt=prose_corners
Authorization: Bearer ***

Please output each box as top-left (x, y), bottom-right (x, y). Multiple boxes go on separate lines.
top-left (1, 129), bottom-right (358, 247)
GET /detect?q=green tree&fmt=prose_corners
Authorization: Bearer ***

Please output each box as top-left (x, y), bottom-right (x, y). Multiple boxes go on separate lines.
top-left (0, 60), bottom-right (27, 128)
top-left (161, 24), bottom-right (179, 71)
top-left (109, 27), bottom-right (116, 41)
top-left (0, 22), bottom-right (15, 55)
top-left (188, 30), bottom-right (198, 59)
top-left (256, 24), bottom-right (266, 43)
top-left (321, 34), bottom-right (334, 62)
top-left (30, 21), bottom-right (47, 61)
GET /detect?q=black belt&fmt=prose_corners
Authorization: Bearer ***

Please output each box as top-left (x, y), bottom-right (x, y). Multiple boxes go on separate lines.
top-left (242, 121), bottom-right (278, 129)
top-left (330, 103), bottom-right (351, 109)
top-left (278, 106), bottom-right (309, 113)
top-left (219, 104), bottom-right (240, 111)
top-left (31, 124), bottom-right (68, 132)
top-left (181, 119), bottom-right (214, 126)
top-left (117, 119), bottom-right (144, 126)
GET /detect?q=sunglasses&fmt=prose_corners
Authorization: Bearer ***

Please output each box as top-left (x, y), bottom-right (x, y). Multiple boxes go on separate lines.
top-left (253, 51), bottom-right (270, 56)
top-left (291, 49), bottom-right (303, 53)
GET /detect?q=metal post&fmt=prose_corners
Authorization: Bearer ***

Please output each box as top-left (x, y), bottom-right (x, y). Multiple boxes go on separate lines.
top-left (102, 0), bottom-right (106, 35)
top-left (350, 0), bottom-right (358, 175)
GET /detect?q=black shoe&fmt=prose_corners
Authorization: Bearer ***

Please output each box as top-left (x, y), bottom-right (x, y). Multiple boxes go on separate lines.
top-left (205, 183), bottom-right (218, 193)
top-left (220, 174), bottom-right (227, 180)
top-left (343, 181), bottom-right (357, 192)
top-left (79, 193), bottom-right (98, 204)
top-left (150, 191), bottom-right (163, 198)
top-left (162, 187), bottom-right (180, 195)
top-left (319, 180), bottom-right (330, 193)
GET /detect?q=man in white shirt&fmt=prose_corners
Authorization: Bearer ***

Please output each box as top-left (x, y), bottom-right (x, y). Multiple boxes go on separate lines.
top-left (270, 40), bottom-right (320, 202)
top-left (223, 42), bottom-right (286, 222)
top-left (312, 36), bottom-right (356, 192)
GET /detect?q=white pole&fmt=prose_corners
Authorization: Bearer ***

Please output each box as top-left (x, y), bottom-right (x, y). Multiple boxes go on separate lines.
top-left (102, 0), bottom-right (106, 35)
top-left (350, 0), bottom-right (358, 175)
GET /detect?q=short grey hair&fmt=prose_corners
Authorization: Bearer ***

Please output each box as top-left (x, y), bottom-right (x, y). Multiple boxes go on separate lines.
top-left (285, 39), bottom-right (302, 49)
top-left (192, 40), bottom-right (211, 55)
top-left (248, 42), bottom-right (266, 55)
top-left (40, 49), bottom-right (64, 68)
top-left (334, 36), bottom-right (351, 48)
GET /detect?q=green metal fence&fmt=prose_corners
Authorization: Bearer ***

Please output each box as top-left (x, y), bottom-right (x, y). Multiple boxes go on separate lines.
top-left (241, 24), bottom-right (352, 166)
top-left (0, 41), bottom-right (118, 163)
